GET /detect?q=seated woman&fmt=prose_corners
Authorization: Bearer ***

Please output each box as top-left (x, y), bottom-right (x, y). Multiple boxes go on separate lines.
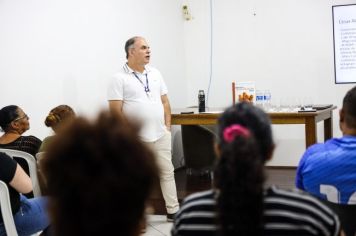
top-left (0, 105), bottom-right (41, 179)
top-left (0, 152), bottom-right (49, 236)
top-left (0, 105), bottom-right (41, 156)
top-left (172, 102), bottom-right (342, 236)
top-left (41, 111), bottom-right (159, 236)
top-left (39, 105), bottom-right (75, 153)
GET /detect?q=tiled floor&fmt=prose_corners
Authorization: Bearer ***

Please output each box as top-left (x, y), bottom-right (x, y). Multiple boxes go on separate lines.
top-left (143, 215), bottom-right (172, 236)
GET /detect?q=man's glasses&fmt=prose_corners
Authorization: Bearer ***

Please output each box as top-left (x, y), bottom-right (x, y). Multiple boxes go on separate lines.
top-left (13, 114), bottom-right (29, 122)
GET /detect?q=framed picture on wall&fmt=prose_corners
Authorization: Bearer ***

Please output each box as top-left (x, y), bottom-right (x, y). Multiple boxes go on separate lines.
top-left (333, 4), bottom-right (356, 84)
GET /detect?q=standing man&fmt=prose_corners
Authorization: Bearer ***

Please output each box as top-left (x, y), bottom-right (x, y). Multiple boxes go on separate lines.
top-left (107, 36), bottom-right (179, 221)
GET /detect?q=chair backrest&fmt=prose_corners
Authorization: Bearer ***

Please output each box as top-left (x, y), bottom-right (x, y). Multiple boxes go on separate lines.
top-left (321, 200), bottom-right (356, 236)
top-left (181, 125), bottom-right (216, 172)
top-left (0, 149), bottom-right (41, 197)
top-left (0, 180), bottom-right (19, 236)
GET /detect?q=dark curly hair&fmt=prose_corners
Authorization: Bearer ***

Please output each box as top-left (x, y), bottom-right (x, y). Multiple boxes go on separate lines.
top-left (42, 111), bottom-right (159, 236)
top-left (0, 105), bottom-right (19, 132)
top-left (214, 102), bottom-right (274, 236)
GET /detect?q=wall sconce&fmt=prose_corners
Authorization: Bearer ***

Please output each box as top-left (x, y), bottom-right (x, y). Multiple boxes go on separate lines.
top-left (182, 5), bottom-right (192, 21)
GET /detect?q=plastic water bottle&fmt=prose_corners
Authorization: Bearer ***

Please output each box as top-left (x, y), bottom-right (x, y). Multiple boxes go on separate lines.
top-left (255, 90), bottom-right (264, 109)
top-left (264, 90), bottom-right (271, 111)
top-left (198, 90), bottom-right (206, 112)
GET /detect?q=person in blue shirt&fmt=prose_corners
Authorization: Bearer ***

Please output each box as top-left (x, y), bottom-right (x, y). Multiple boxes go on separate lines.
top-left (296, 86), bottom-right (356, 204)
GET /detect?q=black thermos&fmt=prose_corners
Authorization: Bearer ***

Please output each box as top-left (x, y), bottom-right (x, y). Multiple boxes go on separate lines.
top-left (198, 90), bottom-right (205, 112)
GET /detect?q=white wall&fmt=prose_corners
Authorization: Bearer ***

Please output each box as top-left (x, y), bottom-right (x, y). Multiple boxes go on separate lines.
top-left (0, 0), bottom-right (187, 139)
top-left (183, 0), bottom-right (356, 166)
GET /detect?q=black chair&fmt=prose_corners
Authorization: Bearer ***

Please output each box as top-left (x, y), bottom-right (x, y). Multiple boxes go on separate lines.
top-left (321, 200), bottom-right (356, 236)
top-left (181, 125), bottom-right (216, 176)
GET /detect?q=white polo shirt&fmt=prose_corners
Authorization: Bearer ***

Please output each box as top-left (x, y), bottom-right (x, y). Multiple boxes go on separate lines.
top-left (107, 64), bottom-right (168, 142)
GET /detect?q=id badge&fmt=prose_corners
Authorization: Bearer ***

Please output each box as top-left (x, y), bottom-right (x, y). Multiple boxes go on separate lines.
top-left (146, 91), bottom-right (152, 100)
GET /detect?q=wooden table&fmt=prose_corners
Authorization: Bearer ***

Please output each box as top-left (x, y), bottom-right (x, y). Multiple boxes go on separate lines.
top-left (172, 106), bottom-right (337, 148)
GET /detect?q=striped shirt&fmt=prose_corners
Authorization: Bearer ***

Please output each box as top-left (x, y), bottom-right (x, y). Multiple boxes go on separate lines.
top-left (172, 186), bottom-right (340, 236)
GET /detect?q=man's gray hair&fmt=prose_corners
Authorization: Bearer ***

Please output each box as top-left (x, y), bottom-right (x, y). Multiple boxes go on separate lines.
top-left (125, 36), bottom-right (140, 59)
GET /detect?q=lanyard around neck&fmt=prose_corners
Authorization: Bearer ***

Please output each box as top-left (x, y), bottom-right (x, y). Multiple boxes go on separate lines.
top-left (133, 72), bottom-right (150, 93)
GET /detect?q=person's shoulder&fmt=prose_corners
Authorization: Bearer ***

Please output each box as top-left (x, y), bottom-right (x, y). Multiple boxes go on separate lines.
top-left (175, 189), bottom-right (216, 224)
top-left (0, 152), bottom-right (17, 169)
top-left (21, 135), bottom-right (42, 152)
top-left (309, 137), bottom-right (342, 152)
top-left (0, 152), bottom-right (14, 163)
top-left (111, 65), bottom-right (131, 78)
top-left (299, 142), bottom-right (329, 164)
top-left (305, 142), bottom-right (327, 154)
top-left (23, 135), bottom-right (41, 142)
top-left (177, 190), bottom-right (216, 215)
top-left (182, 189), bottom-right (215, 204)
top-left (112, 69), bottom-right (127, 80)
top-left (302, 138), bottom-right (342, 163)
top-left (337, 135), bottom-right (356, 148)
top-left (265, 186), bottom-right (340, 235)
top-left (0, 152), bottom-right (17, 182)
top-left (39, 136), bottom-right (54, 151)
top-left (42, 135), bottom-right (54, 142)
top-left (266, 186), bottom-right (336, 214)
top-left (267, 185), bottom-right (316, 200)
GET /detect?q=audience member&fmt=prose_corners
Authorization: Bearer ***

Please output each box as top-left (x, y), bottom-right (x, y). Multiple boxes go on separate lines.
top-left (0, 152), bottom-right (49, 236)
top-left (172, 102), bottom-right (341, 236)
top-left (0, 105), bottom-right (41, 183)
top-left (41, 111), bottom-right (159, 236)
top-left (39, 105), bottom-right (75, 152)
top-left (0, 105), bottom-right (41, 156)
top-left (296, 86), bottom-right (356, 204)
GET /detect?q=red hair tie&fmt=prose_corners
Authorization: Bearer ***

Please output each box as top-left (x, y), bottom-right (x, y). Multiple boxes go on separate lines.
top-left (223, 124), bottom-right (250, 143)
